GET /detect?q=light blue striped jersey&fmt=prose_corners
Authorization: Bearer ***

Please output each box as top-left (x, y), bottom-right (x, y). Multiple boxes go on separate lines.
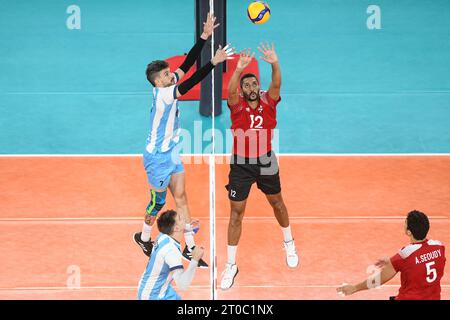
top-left (145, 74), bottom-right (181, 153)
top-left (137, 233), bottom-right (183, 300)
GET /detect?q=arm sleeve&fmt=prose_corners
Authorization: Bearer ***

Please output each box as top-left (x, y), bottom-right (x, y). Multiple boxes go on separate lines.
top-left (177, 61), bottom-right (215, 96)
top-left (390, 253), bottom-right (405, 272)
top-left (178, 38), bottom-right (207, 73)
top-left (172, 260), bottom-right (199, 291)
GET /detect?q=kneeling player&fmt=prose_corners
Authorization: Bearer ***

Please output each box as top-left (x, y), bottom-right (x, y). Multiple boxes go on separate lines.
top-left (338, 210), bottom-right (446, 300)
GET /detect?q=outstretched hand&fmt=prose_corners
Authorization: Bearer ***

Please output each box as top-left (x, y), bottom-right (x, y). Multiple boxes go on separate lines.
top-left (201, 12), bottom-right (220, 39)
top-left (258, 42), bottom-right (278, 64)
top-left (336, 283), bottom-right (356, 296)
top-left (236, 49), bottom-right (255, 71)
top-left (211, 44), bottom-right (235, 65)
top-left (374, 257), bottom-right (390, 268)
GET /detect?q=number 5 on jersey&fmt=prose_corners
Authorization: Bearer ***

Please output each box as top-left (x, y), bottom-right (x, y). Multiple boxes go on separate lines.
top-left (426, 261), bottom-right (437, 283)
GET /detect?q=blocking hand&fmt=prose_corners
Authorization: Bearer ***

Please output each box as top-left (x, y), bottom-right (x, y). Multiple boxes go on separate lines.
top-left (211, 44), bottom-right (235, 65)
top-left (201, 12), bottom-right (220, 39)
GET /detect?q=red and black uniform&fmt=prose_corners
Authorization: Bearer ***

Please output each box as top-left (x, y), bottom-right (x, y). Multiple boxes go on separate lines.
top-left (225, 91), bottom-right (281, 201)
top-left (390, 239), bottom-right (446, 300)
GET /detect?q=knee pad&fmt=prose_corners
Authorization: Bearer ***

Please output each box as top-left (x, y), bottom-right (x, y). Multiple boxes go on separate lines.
top-left (146, 190), bottom-right (167, 217)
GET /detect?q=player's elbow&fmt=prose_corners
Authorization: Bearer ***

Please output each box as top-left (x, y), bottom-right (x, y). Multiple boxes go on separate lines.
top-left (176, 282), bottom-right (189, 291)
top-left (228, 95), bottom-right (239, 106)
top-left (173, 275), bottom-right (190, 291)
top-left (175, 86), bottom-right (184, 98)
top-left (228, 86), bottom-right (238, 94)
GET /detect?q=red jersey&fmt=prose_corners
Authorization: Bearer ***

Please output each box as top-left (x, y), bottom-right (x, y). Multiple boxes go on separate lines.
top-left (390, 239), bottom-right (446, 300)
top-left (227, 91), bottom-right (280, 158)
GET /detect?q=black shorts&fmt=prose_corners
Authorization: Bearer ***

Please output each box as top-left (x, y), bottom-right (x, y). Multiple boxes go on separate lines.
top-left (225, 152), bottom-right (281, 201)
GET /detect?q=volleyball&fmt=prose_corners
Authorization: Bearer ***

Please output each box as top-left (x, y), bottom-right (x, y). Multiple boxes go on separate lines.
top-left (247, 1), bottom-right (271, 25)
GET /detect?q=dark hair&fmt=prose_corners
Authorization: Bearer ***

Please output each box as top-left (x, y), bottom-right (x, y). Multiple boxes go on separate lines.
top-left (406, 210), bottom-right (430, 240)
top-left (157, 210), bottom-right (178, 235)
top-left (146, 60), bottom-right (169, 86)
top-left (240, 73), bottom-right (259, 88)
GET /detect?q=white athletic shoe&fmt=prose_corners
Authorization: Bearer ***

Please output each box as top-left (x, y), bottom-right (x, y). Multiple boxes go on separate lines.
top-left (220, 263), bottom-right (239, 290)
top-left (283, 239), bottom-right (299, 268)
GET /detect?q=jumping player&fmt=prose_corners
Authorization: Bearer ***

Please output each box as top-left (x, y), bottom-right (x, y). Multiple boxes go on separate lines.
top-left (220, 43), bottom-right (299, 290)
top-left (337, 210), bottom-right (446, 300)
top-left (137, 210), bottom-right (204, 300)
top-left (134, 13), bottom-right (234, 268)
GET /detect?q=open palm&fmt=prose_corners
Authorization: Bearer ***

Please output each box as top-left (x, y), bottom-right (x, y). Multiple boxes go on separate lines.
top-left (258, 42), bottom-right (278, 64)
top-left (237, 49), bottom-right (254, 70)
top-left (212, 44), bottom-right (235, 65)
top-left (202, 12), bottom-right (220, 38)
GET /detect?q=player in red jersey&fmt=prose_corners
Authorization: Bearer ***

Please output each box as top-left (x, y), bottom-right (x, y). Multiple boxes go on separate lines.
top-left (337, 210), bottom-right (446, 299)
top-left (220, 44), bottom-right (299, 290)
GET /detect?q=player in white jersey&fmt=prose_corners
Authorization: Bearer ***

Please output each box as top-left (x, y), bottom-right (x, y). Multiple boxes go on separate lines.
top-left (137, 209), bottom-right (205, 300)
top-left (134, 13), bottom-right (234, 268)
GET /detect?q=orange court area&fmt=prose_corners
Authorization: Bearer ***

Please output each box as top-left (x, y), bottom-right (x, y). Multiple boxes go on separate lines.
top-left (0, 155), bottom-right (449, 299)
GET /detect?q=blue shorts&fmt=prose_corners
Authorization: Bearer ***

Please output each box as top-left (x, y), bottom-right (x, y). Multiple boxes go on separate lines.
top-left (143, 149), bottom-right (184, 189)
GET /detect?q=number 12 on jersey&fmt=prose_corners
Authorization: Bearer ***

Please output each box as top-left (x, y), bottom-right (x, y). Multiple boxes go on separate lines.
top-left (250, 115), bottom-right (263, 129)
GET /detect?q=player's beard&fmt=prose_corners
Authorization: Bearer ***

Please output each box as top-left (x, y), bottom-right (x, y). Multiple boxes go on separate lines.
top-left (246, 91), bottom-right (259, 102)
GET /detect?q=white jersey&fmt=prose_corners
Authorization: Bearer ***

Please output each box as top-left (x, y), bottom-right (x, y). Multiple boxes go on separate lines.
top-left (145, 73), bottom-right (181, 153)
top-left (137, 233), bottom-right (183, 300)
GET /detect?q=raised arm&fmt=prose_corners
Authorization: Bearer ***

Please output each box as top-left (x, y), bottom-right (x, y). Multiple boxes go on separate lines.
top-left (175, 12), bottom-right (219, 81)
top-left (258, 42), bottom-right (281, 101)
top-left (176, 44), bottom-right (234, 98)
top-left (228, 49), bottom-right (254, 106)
top-left (336, 258), bottom-right (398, 296)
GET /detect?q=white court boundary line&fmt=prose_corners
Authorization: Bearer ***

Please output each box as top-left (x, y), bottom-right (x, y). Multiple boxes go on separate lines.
top-left (1, 153), bottom-right (450, 157)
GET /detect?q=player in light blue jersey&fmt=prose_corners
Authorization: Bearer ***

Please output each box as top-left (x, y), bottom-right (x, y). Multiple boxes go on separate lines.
top-left (134, 13), bottom-right (234, 268)
top-left (137, 209), bottom-right (205, 300)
